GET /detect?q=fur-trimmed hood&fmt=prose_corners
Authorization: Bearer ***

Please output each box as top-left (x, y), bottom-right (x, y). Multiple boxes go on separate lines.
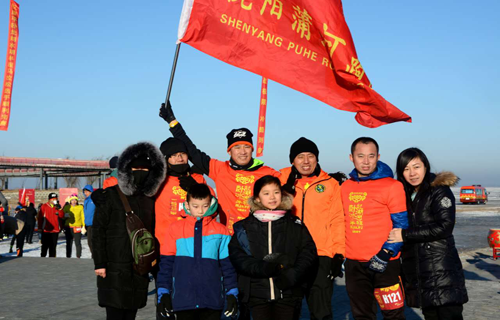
top-left (430, 171), bottom-right (459, 188)
top-left (248, 192), bottom-right (294, 212)
top-left (117, 141), bottom-right (167, 197)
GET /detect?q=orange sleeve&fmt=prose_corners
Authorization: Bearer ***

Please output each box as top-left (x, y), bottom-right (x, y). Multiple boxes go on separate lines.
top-left (208, 159), bottom-right (223, 182)
top-left (388, 181), bottom-right (407, 213)
top-left (327, 180), bottom-right (346, 257)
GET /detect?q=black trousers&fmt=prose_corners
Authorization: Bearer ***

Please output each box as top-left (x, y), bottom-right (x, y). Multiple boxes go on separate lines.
top-left (175, 308), bottom-right (221, 320)
top-left (65, 227), bottom-right (83, 258)
top-left (422, 305), bottom-right (463, 320)
top-left (251, 301), bottom-right (298, 320)
top-left (16, 228), bottom-right (27, 256)
top-left (105, 307), bottom-right (138, 320)
top-left (65, 226), bottom-right (73, 257)
top-left (304, 256), bottom-right (334, 320)
top-left (345, 259), bottom-right (404, 320)
top-left (41, 232), bottom-right (59, 257)
top-left (25, 223), bottom-right (35, 243)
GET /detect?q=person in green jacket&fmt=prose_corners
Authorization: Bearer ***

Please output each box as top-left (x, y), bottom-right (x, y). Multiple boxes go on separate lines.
top-left (63, 194), bottom-right (85, 258)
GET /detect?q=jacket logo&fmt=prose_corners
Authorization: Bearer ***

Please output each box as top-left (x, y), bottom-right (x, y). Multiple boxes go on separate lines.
top-left (315, 184), bottom-right (325, 193)
top-left (440, 197), bottom-right (452, 209)
top-left (172, 186), bottom-right (187, 199)
top-left (233, 130), bottom-right (247, 138)
top-left (349, 192), bottom-right (367, 203)
top-left (235, 174), bottom-right (255, 184)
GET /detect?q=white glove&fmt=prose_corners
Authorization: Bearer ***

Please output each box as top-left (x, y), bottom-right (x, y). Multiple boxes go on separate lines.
top-left (81, 226), bottom-right (87, 235)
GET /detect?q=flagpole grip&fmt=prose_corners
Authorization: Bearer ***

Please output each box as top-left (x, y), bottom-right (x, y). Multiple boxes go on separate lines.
top-left (165, 43), bottom-right (181, 105)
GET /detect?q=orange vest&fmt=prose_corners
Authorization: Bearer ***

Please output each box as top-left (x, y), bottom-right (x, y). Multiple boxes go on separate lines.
top-left (155, 173), bottom-right (206, 255)
top-left (209, 159), bottom-right (279, 234)
top-left (341, 177), bottom-right (406, 261)
top-left (279, 167), bottom-right (345, 257)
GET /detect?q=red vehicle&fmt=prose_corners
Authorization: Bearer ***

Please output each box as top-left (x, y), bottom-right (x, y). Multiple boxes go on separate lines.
top-left (460, 185), bottom-right (488, 204)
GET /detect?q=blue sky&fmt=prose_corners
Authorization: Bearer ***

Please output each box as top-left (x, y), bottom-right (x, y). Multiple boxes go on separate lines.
top-left (1, 0), bottom-right (499, 187)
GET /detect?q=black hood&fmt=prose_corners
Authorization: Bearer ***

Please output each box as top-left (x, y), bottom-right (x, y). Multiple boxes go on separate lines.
top-left (117, 141), bottom-right (167, 197)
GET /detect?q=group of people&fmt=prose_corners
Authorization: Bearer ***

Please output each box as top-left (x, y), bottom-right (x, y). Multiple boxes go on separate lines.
top-left (90, 101), bottom-right (468, 320)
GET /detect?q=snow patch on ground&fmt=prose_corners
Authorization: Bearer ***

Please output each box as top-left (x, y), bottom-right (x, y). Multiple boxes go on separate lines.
top-left (0, 234), bottom-right (92, 259)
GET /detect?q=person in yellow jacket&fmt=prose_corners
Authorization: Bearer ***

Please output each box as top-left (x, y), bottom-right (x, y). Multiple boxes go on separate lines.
top-left (63, 194), bottom-right (85, 258)
top-left (279, 137), bottom-right (345, 320)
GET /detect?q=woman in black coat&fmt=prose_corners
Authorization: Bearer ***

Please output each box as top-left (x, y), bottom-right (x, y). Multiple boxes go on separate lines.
top-left (389, 148), bottom-right (468, 320)
top-left (92, 142), bottom-right (166, 320)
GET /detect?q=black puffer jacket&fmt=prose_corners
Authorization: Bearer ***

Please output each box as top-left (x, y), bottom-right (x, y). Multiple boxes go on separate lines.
top-left (401, 172), bottom-right (468, 308)
top-left (91, 142), bottom-right (166, 310)
top-left (228, 193), bottom-right (317, 305)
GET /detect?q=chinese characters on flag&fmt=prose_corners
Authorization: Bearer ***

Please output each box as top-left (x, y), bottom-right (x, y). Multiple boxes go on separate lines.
top-left (256, 77), bottom-right (267, 157)
top-left (0, 0), bottom-right (19, 131)
top-left (178, 0), bottom-right (411, 127)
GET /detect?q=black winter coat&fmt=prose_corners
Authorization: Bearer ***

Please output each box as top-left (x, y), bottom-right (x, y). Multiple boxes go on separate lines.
top-left (91, 142), bottom-right (166, 310)
top-left (228, 194), bottom-right (317, 304)
top-left (401, 172), bottom-right (468, 308)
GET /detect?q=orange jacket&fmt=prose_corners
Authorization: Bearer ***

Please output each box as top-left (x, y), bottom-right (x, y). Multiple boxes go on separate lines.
top-left (209, 159), bottom-right (279, 234)
top-left (103, 176), bottom-right (118, 189)
top-left (155, 173), bottom-right (207, 255)
top-left (279, 167), bottom-right (345, 258)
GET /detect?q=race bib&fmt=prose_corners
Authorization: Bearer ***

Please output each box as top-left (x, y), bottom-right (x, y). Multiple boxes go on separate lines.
top-left (374, 283), bottom-right (404, 310)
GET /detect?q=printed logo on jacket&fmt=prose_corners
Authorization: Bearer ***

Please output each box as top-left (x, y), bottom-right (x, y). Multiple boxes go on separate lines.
top-left (348, 192), bottom-right (367, 234)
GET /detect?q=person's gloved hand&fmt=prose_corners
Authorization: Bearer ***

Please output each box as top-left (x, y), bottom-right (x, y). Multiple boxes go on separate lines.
top-left (368, 250), bottom-right (392, 273)
top-left (81, 226), bottom-right (87, 235)
top-left (159, 101), bottom-right (176, 124)
top-left (54, 203), bottom-right (62, 210)
top-left (263, 260), bottom-right (284, 277)
top-left (263, 253), bottom-right (292, 269)
top-left (274, 268), bottom-right (296, 290)
top-left (157, 292), bottom-right (174, 318)
top-left (179, 175), bottom-right (198, 192)
top-left (329, 171), bottom-right (348, 186)
top-left (282, 166), bottom-right (301, 195)
top-left (328, 254), bottom-right (344, 280)
top-left (224, 294), bottom-right (238, 317)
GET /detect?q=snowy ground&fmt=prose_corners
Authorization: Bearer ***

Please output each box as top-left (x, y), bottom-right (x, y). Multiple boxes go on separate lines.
top-left (0, 232), bottom-right (93, 259)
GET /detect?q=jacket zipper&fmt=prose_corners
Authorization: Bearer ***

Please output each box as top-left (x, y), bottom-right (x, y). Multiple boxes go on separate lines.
top-left (300, 178), bottom-right (331, 223)
top-left (268, 220), bottom-right (275, 300)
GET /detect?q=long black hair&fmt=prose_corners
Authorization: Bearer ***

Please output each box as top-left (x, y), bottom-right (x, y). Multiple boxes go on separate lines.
top-left (396, 147), bottom-right (432, 202)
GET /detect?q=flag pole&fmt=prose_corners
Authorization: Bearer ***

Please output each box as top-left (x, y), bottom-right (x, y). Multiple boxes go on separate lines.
top-left (164, 43), bottom-right (182, 105)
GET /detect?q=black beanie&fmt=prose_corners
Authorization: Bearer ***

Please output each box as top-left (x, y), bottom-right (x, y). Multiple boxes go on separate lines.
top-left (226, 128), bottom-right (253, 151)
top-left (109, 156), bottom-right (119, 169)
top-left (160, 138), bottom-right (188, 158)
top-left (289, 137), bottom-right (319, 163)
top-left (129, 154), bottom-right (152, 169)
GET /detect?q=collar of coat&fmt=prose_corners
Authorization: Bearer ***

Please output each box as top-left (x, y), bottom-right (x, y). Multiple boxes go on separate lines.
top-left (247, 192), bottom-right (294, 212)
top-left (430, 171), bottom-right (459, 187)
top-left (117, 141), bottom-right (167, 197)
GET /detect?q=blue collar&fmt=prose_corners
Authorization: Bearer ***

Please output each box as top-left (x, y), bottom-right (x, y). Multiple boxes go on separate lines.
top-left (349, 161), bottom-right (394, 181)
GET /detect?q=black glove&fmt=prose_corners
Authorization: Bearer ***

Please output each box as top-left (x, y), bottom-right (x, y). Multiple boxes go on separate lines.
top-left (157, 293), bottom-right (173, 318)
top-left (274, 268), bottom-right (296, 290)
top-left (282, 166), bottom-right (301, 195)
top-left (329, 171), bottom-right (348, 185)
top-left (54, 203), bottom-right (62, 210)
top-left (263, 253), bottom-right (292, 269)
top-left (367, 249), bottom-right (392, 273)
top-left (179, 175), bottom-right (198, 192)
top-left (159, 101), bottom-right (176, 124)
top-left (263, 260), bottom-right (283, 277)
top-left (224, 295), bottom-right (238, 317)
top-left (329, 254), bottom-right (344, 279)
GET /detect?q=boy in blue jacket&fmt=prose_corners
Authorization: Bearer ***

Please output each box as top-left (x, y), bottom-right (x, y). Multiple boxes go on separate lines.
top-left (156, 183), bottom-right (238, 319)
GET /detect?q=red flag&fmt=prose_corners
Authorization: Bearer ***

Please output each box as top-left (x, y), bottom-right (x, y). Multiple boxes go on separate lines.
top-left (256, 77), bottom-right (267, 157)
top-left (0, 0), bottom-right (19, 131)
top-left (178, 0), bottom-right (411, 127)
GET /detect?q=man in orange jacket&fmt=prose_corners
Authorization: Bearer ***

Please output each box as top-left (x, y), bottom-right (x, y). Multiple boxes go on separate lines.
top-left (155, 137), bottom-right (209, 255)
top-left (280, 137), bottom-right (345, 320)
top-left (159, 101), bottom-right (279, 234)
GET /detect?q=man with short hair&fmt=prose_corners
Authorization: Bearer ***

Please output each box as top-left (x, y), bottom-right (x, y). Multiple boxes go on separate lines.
top-left (341, 137), bottom-right (408, 319)
top-left (38, 193), bottom-right (65, 257)
top-left (83, 185), bottom-right (95, 255)
top-left (103, 156), bottom-right (119, 189)
top-left (159, 101), bottom-right (279, 234)
top-left (280, 137), bottom-right (345, 320)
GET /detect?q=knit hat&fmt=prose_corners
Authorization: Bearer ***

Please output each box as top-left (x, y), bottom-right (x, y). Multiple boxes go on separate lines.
top-left (109, 156), bottom-right (119, 169)
top-left (226, 128), bottom-right (253, 152)
top-left (289, 137), bottom-right (319, 163)
top-left (160, 138), bottom-right (188, 158)
top-left (48, 193), bottom-right (58, 200)
top-left (67, 194), bottom-right (79, 203)
top-left (129, 154), bottom-right (152, 169)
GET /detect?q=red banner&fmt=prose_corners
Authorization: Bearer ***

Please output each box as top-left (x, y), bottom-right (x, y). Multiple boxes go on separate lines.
top-left (256, 77), bottom-right (267, 157)
top-left (18, 188), bottom-right (35, 206)
top-left (178, 0), bottom-right (411, 127)
top-left (0, 0), bottom-right (19, 131)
